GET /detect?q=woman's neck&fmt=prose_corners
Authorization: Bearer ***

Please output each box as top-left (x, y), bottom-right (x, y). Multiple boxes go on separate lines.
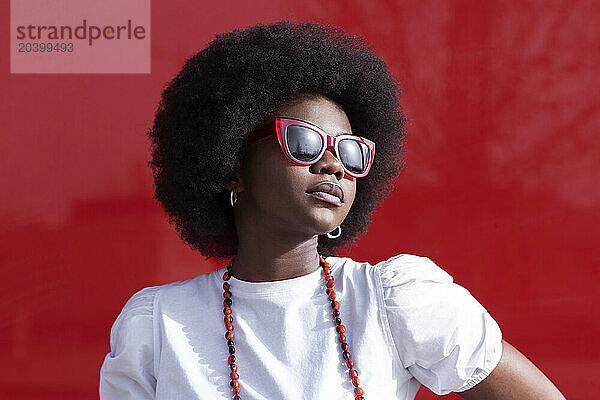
top-left (230, 231), bottom-right (322, 282)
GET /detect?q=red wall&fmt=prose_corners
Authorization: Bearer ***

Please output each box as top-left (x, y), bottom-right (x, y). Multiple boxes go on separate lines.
top-left (1, 1), bottom-right (597, 399)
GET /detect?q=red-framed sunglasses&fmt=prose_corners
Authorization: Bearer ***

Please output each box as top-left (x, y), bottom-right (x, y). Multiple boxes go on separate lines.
top-left (248, 117), bottom-right (375, 180)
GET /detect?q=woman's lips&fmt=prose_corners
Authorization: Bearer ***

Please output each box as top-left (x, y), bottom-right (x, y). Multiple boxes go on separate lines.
top-left (307, 191), bottom-right (344, 206)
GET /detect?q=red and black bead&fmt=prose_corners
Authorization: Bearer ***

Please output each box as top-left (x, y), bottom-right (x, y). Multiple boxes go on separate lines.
top-left (346, 357), bottom-right (354, 368)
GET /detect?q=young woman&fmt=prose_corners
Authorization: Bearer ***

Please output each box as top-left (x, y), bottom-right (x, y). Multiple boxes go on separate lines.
top-left (99, 21), bottom-right (565, 399)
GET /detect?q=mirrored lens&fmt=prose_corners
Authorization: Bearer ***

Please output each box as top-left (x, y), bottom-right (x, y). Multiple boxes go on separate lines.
top-left (286, 125), bottom-right (323, 162)
top-left (338, 139), bottom-right (370, 174)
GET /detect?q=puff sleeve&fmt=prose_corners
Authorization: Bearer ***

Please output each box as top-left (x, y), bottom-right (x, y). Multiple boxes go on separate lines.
top-left (99, 286), bottom-right (158, 399)
top-left (377, 254), bottom-right (503, 395)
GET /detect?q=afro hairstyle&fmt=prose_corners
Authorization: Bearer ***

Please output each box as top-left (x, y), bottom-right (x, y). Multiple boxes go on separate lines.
top-left (147, 20), bottom-right (406, 261)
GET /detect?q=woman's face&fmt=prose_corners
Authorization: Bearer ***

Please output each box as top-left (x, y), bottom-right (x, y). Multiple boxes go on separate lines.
top-left (234, 95), bottom-right (357, 237)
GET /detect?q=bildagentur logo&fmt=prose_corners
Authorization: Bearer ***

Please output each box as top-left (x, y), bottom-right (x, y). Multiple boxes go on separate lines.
top-left (15, 19), bottom-right (147, 46)
top-left (11, 0), bottom-right (151, 74)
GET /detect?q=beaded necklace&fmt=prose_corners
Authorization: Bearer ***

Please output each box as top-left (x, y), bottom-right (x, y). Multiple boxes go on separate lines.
top-left (221, 254), bottom-right (366, 399)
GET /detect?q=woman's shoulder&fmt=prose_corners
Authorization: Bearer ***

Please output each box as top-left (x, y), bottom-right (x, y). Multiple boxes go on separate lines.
top-left (326, 253), bottom-right (453, 288)
top-left (118, 269), bottom-right (218, 318)
top-left (375, 253), bottom-right (453, 288)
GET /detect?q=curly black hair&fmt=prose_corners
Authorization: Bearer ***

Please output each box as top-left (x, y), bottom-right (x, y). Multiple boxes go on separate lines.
top-left (147, 21), bottom-right (406, 262)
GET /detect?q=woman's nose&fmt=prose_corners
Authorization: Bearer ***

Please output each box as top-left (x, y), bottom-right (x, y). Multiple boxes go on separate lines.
top-left (310, 148), bottom-right (345, 180)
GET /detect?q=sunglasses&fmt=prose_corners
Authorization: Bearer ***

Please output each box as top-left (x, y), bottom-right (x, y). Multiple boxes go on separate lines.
top-left (248, 117), bottom-right (375, 180)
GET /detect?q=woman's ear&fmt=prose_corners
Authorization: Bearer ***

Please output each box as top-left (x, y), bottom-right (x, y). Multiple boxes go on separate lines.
top-left (224, 171), bottom-right (245, 193)
top-left (225, 150), bottom-right (251, 192)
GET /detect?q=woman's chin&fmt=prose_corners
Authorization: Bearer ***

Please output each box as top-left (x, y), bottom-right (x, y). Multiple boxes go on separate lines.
top-left (303, 214), bottom-right (344, 237)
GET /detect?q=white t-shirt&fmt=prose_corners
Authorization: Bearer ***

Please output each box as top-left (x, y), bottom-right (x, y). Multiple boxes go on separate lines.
top-left (99, 254), bottom-right (503, 399)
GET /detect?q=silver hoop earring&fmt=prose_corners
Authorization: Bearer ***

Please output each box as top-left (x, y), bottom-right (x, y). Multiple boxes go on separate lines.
top-left (326, 226), bottom-right (341, 239)
top-left (230, 189), bottom-right (238, 208)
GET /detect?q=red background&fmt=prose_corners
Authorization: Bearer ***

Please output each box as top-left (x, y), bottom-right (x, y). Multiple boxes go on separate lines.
top-left (1, 1), bottom-right (598, 399)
